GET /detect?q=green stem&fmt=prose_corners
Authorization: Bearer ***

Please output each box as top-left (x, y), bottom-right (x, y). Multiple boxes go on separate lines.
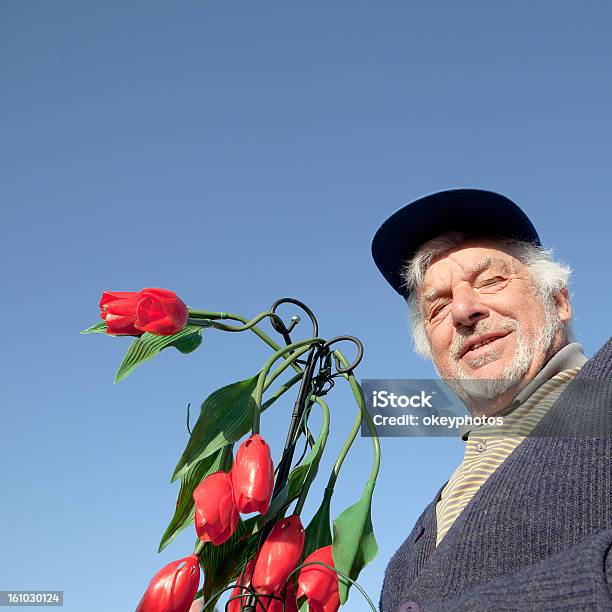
top-left (252, 338), bottom-right (323, 434)
top-left (208, 311), bottom-right (287, 334)
top-left (294, 396), bottom-right (330, 515)
top-left (220, 444), bottom-right (233, 472)
top-left (260, 372), bottom-right (303, 411)
top-left (222, 313), bottom-right (287, 355)
top-left (261, 348), bottom-right (311, 394)
top-left (188, 310), bottom-right (229, 319)
top-left (334, 349), bottom-right (381, 483)
top-left (324, 349), bottom-right (380, 490)
top-left (192, 311), bottom-right (307, 383)
top-left (327, 409), bottom-right (363, 490)
top-left (305, 427), bottom-right (316, 449)
top-left (190, 311), bottom-right (295, 359)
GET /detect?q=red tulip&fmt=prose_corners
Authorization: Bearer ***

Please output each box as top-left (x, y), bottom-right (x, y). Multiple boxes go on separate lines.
top-left (193, 472), bottom-right (238, 546)
top-left (231, 434), bottom-right (275, 514)
top-left (297, 546), bottom-right (340, 612)
top-left (99, 291), bottom-right (144, 336)
top-left (135, 554), bottom-right (200, 612)
top-left (252, 515), bottom-right (305, 595)
top-left (227, 560), bottom-right (255, 612)
top-left (134, 287), bottom-right (189, 335)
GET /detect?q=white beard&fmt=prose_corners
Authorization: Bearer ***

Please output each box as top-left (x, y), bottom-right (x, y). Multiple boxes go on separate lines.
top-left (441, 303), bottom-right (563, 404)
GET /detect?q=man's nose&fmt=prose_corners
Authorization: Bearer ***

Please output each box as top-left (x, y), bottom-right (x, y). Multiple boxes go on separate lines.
top-left (451, 286), bottom-right (490, 328)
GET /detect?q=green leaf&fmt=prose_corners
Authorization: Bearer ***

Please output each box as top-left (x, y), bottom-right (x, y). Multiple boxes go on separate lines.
top-left (303, 488), bottom-right (333, 560)
top-left (168, 331), bottom-right (203, 354)
top-left (114, 324), bottom-right (203, 383)
top-left (332, 480), bottom-right (378, 604)
top-left (172, 374), bottom-right (260, 482)
top-left (80, 321), bottom-right (108, 334)
top-left (158, 447), bottom-right (227, 553)
top-left (198, 516), bottom-right (260, 610)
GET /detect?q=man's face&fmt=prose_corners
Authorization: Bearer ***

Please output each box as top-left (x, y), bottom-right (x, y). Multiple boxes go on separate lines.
top-left (417, 241), bottom-right (571, 394)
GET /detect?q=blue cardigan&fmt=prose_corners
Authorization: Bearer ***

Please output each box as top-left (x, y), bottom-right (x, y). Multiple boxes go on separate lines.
top-left (380, 338), bottom-right (612, 612)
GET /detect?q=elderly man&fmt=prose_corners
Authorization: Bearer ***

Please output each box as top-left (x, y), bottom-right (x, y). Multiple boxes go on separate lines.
top-left (371, 189), bottom-right (611, 612)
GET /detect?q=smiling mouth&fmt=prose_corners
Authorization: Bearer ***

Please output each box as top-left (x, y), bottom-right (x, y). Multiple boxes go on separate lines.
top-left (460, 332), bottom-right (512, 361)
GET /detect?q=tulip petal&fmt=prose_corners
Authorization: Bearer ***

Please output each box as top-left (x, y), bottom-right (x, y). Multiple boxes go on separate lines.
top-left (99, 291), bottom-right (142, 336)
top-left (135, 554), bottom-right (200, 612)
top-left (134, 291), bottom-right (189, 335)
top-left (140, 287), bottom-right (178, 299)
top-left (105, 296), bottom-right (141, 316)
top-left (99, 290), bottom-right (141, 308)
top-left (104, 313), bottom-right (143, 336)
top-left (135, 296), bottom-right (165, 324)
top-left (231, 434), bottom-right (274, 515)
top-left (252, 516), bottom-right (305, 595)
top-left (193, 472), bottom-right (238, 546)
top-left (297, 546), bottom-right (336, 597)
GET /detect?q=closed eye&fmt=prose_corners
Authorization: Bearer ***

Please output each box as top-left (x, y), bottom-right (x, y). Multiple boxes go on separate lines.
top-left (430, 302), bottom-right (450, 320)
top-left (478, 276), bottom-right (506, 288)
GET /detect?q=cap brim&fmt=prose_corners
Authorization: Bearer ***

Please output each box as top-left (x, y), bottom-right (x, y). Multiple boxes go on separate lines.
top-left (371, 188), bottom-right (540, 299)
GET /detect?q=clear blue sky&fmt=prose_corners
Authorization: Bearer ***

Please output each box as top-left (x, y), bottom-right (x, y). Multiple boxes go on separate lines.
top-left (1, 2), bottom-right (610, 610)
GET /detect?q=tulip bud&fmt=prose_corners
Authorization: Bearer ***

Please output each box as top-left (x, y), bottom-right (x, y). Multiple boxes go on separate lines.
top-left (252, 515), bottom-right (305, 595)
top-left (99, 291), bottom-right (144, 336)
top-left (193, 471), bottom-right (238, 546)
top-left (134, 287), bottom-right (189, 335)
top-left (135, 554), bottom-right (200, 612)
top-left (296, 546), bottom-right (340, 612)
top-left (231, 434), bottom-right (275, 514)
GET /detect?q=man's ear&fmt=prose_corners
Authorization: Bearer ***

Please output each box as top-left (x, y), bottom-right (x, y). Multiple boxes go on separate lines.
top-left (553, 287), bottom-right (572, 323)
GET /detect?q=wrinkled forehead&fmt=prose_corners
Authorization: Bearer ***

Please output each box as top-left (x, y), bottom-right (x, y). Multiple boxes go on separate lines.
top-left (418, 243), bottom-right (524, 302)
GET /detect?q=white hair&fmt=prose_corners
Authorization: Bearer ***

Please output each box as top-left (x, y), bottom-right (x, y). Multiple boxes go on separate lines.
top-left (400, 232), bottom-right (574, 358)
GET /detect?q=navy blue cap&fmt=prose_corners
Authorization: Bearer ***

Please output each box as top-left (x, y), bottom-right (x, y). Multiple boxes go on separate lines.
top-left (371, 188), bottom-right (541, 299)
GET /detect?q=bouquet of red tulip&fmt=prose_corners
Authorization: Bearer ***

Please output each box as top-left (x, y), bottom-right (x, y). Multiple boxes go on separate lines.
top-left (83, 288), bottom-right (380, 611)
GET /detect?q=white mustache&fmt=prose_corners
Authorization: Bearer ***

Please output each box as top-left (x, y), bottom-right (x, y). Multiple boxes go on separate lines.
top-left (450, 318), bottom-right (518, 360)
